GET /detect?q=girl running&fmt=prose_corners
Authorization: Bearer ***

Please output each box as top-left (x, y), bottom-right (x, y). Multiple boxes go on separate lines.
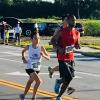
top-left (19, 28), bottom-right (50, 100)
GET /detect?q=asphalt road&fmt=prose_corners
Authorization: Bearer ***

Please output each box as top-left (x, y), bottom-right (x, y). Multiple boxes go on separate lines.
top-left (0, 45), bottom-right (100, 100)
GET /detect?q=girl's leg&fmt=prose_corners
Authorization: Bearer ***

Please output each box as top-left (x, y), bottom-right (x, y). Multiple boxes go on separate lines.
top-left (19, 74), bottom-right (34, 100)
top-left (31, 72), bottom-right (42, 98)
top-left (24, 75), bottom-right (34, 96)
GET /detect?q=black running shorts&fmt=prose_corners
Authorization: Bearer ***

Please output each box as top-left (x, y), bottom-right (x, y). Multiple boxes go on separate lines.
top-left (58, 60), bottom-right (75, 82)
top-left (25, 69), bottom-right (40, 75)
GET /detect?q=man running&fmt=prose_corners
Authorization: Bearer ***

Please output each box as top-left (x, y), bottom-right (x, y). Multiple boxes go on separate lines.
top-left (50, 14), bottom-right (80, 100)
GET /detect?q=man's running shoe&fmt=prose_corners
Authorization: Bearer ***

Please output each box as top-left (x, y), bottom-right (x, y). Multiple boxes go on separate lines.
top-left (19, 94), bottom-right (25, 100)
top-left (67, 87), bottom-right (75, 95)
top-left (56, 96), bottom-right (62, 100)
top-left (54, 79), bottom-right (61, 94)
top-left (48, 67), bottom-right (53, 78)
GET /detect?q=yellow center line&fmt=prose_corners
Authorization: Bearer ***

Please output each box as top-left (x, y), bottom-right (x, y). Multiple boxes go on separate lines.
top-left (0, 79), bottom-right (78, 100)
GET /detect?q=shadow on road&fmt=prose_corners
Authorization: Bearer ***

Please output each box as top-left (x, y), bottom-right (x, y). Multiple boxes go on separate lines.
top-left (0, 94), bottom-right (54, 100)
top-left (76, 89), bottom-right (100, 92)
top-left (75, 55), bottom-right (87, 58)
top-left (76, 58), bottom-right (100, 62)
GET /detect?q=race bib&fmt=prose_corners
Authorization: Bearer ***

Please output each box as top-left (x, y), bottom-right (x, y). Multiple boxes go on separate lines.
top-left (65, 46), bottom-right (74, 53)
top-left (31, 61), bottom-right (41, 71)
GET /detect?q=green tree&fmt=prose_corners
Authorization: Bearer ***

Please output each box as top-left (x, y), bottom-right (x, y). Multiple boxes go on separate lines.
top-left (13, 0), bottom-right (27, 4)
top-left (0, 0), bottom-right (13, 5)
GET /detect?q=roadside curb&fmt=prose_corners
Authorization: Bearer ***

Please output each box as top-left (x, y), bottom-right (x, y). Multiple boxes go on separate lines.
top-left (1, 45), bottom-right (100, 58)
top-left (75, 51), bottom-right (100, 58)
top-left (50, 51), bottom-right (100, 58)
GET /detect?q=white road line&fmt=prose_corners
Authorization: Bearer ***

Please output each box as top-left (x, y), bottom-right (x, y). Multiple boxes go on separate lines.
top-left (76, 71), bottom-right (100, 77)
top-left (0, 57), bottom-right (51, 68)
top-left (0, 45), bottom-right (22, 50)
top-left (0, 51), bottom-right (56, 57)
top-left (0, 55), bottom-right (13, 57)
top-left (0, 56), bottom-right (100, 78)
top-left (0, 57), bottom-right (22, 63)
top-left (0, 52), bottom-right (21, 56)
top-left (4, 71), bottom-right (82, 79)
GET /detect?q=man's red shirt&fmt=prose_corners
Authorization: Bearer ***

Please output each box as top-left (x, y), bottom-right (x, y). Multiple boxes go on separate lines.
top-left (57, 27), bottom-right (80, 61)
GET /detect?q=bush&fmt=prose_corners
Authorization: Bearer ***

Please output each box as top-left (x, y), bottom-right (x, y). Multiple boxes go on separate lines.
top-left (21, 18), bottom-right (100, 36)
top-left (78, 20), bottom-right (100, 36)
top-left (22, 18), bottom-right (35, 23)
top-left (90, 10), bottom-right (100, 20)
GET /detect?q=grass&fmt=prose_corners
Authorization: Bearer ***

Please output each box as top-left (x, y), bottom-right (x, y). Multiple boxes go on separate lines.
top-left (21, 18), bottom-right (100, 24)
top-left (21, 18), bottom-right (61, 23)
top-left (16, 39), bottom-right (53, 51)
top-left (43, 44), bottom-right (53, 51)
top-left (80, 36), bottom-right (100, 49)
top-left (17, 18), bottom-right (100, 54)
top-left (34, 18), bottom-right (61, 23)
top-left (15, 36), bottom-right (100, 55)
top-left (87, 51), bottom-right (100, 54)
top-left (88, 45), bottom-right (100, 49)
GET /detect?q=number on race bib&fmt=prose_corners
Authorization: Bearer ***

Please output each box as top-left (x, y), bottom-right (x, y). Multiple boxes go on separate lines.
top-left (31, 62), bottom-right (40, 70)
top-left (65, 46), bottom-right (74, 53)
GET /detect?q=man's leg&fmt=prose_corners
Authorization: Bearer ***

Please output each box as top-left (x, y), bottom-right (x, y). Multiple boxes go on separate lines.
top-left (18, 34), bottom-right (21, 45)
top-left (57, 79), bottom-right (71, 97)
top-left (66, 61), bottom-right (75, 95)
top-left (56, 61), bottom-right (73, 100)
top-left (15, 33), bottom-right (17, 43)
top-left (48, 66), bottom-right (59, 78)
top-left (3, 33), bottom-right (5, 44)
top-left (54, 78), bottom-right (62, 94)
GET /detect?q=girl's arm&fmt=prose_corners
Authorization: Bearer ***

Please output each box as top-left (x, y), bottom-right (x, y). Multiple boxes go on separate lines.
top-left (22, 45), bottom-right (29, 63)
top-left (41, 46), bottom-right (50, 60)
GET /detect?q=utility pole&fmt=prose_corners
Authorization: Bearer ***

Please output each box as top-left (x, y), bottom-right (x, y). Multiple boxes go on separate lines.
top-left (77, 0), bottom-right (84, 19)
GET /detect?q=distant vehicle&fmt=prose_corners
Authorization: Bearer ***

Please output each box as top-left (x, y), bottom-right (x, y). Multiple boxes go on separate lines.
top-left (0, 17), bottom-right (22, 27)
top-left (0, 23), bottom-right (15, 40)
top-left (0, 17), bottom-right (35, 37)
top-left (0, 17), bottom-right (60, 36)
top-left (7, 28), bottom-right (15, 40)
top-left (75, 23), bottom-right (84, 36)
top-left (38, 22), bottom-right (59, 36)
top-left (20, 23), bottom-right (35, 37)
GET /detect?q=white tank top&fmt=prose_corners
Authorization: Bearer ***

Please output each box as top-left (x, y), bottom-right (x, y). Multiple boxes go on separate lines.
top-left (26, 45), bottom-right (42, 71)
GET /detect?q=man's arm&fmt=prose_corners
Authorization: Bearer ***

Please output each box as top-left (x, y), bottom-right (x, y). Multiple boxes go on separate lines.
top-left (75, 31), bottom-right (81, 49)
top-left (50, 27), bottom-right (65, 53)
top-left (50, 27), bottom-right (61, 49)
top-left (20, 27), bottom-right (22, 35)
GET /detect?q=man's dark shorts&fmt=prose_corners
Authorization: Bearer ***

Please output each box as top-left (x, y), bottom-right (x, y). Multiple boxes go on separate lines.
top-left (58, 60), bottom-right (75, 82)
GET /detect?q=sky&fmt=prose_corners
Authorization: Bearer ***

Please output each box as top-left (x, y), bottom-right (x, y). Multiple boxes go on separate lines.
top-left (28, 0), bottom-right (55, 3)
top-left (42, 0), bottom-right (55, 3)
